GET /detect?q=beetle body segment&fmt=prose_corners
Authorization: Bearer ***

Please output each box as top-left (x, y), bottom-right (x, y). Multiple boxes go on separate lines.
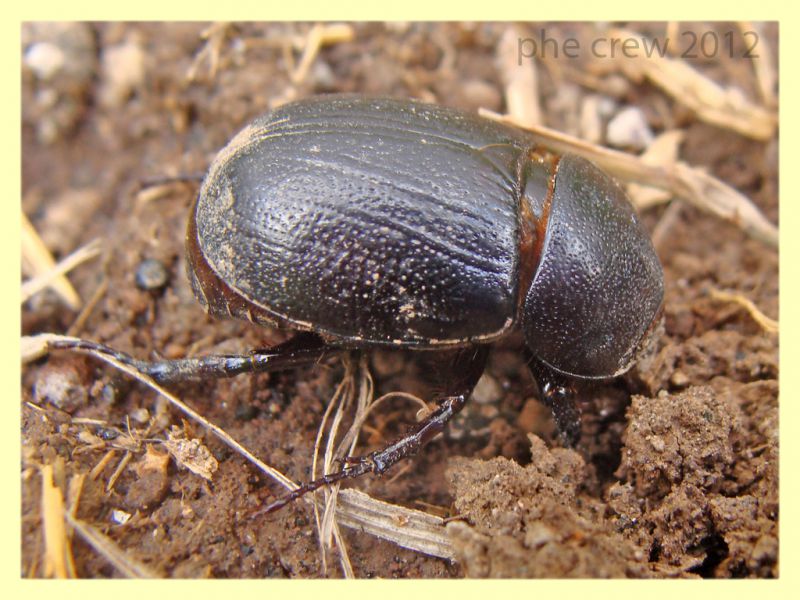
top-left (521, 154), bottom-right (664, 378)
top-left (190, 96), bottom-right (538, 346)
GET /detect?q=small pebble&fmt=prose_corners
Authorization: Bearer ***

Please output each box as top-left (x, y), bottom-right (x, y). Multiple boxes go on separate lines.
top-left (34, 360), bottom-right (89, 412)
top-left (98, 428), bottom-right (119, 441)
top-left (472, 373), bottom-right (502, 405)
top-left (99, 37), bottom-right (146, 108)
top-left (524, 521), bottom-right (555, 549)
top-left (596, 95), bottom-right (619, 118)
top-left (98, 382), bottom-right (118, 404)
top-left (670, 370), bottom-right (690, 388)
top-left (310, 60), bottom-right (335, 91)
top-left (649, 435), bottom-right (666, 452)
top-left (25, 42), bottom-right (65, 80)
top-left (110, 509), bottom-right (132, 525)
top-left (607, 106), bottom-right (654, 150)
top-left (131, 407), bottom-right (150, 424)
top-left (135, 258), bottom-right (170, 291)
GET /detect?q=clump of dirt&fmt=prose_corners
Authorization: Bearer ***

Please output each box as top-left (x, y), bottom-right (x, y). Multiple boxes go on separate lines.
top-left (446, 435), bottom-right (651, 577)
top-left (446, 384), bottom-right (778, 578)
top-left (611, 385), bottom-right (778, 576)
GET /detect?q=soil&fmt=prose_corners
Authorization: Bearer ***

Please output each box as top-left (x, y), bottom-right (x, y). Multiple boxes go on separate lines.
top-left (21, 22), bottom-right (778, 578)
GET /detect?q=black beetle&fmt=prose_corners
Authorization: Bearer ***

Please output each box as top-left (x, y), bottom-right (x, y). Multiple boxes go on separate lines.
top-left (55, 96), bottom-right (664, 512)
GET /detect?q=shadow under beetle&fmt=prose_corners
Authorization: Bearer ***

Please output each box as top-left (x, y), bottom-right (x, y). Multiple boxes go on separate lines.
top-left (58, 96), bottom-right (664, 513)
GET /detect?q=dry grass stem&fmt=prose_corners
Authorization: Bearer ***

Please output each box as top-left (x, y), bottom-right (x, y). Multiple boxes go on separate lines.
top-left (335, 489), bottom-right (455, 560)
top-left (22, 237), bottom-right (102, 306)
top-left (650, 200), bottom-right (684, 253)
top-left (708, 288), bottom-right (778, 333)
top-left (185, 22), bottom-right (231, 82)
top-left (291, 23), bottom-right (354, 85)
top-left (64, 512), bottom-right (159, 578)
top-left (310, 363), bottom-right (355, 574)
top-left (609, 27), bottom-right (776, 141)
top-left (40, 464), bottom-right (75, 578)
top-left (625, 130), bottom-right (684, 210)
top-left (66, 276), bottom-right (108, 337)
top-left (739, 22), bottom-right (777, 109)
top-left (315, 356), bottom-right (374, 576)
top-left (105, 451), bottom-right (133, 493)
top-left (89, 449), bottom-right (117, 480)
top-left (498, 27), bottom-right (541, 128)
top-left (21, 212), bottom-right (90, 310)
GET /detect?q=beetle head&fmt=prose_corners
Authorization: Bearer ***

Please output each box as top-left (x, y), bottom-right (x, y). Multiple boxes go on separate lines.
top-left (520, 154), bottom-right (664, 379)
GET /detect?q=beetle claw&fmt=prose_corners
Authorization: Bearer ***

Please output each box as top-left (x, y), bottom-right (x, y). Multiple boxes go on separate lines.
top-left (545, 386), bottom-right (582, 447)
top-left (527, 357), bottom-right (582, 446)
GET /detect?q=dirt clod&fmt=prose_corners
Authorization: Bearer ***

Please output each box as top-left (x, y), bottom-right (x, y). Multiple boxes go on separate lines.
top-left (446, 436), bottom-right (650, 577)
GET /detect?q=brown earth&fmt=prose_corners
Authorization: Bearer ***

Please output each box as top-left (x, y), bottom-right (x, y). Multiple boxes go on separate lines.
top-left (21, 22), bottom-right (778, 578)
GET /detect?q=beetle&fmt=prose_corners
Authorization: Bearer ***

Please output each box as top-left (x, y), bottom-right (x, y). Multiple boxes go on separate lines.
top-left (52, 95), bottom-right (664, 513)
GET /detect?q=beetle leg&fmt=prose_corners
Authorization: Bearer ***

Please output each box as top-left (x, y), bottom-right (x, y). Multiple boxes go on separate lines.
top-left (526, 355), bottom-right (582, 446)
top-left (257, 345), bottom-right (490, 514)
top-left (46, 332), bottom-right (339, 385)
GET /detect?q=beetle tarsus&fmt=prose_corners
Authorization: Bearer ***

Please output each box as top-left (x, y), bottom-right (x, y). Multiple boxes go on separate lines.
top-left (527, 356), bottom-right (582, 446)
top-left (255, 460), bottom-right (374, 516)
top-left (540, 381), bottom-right (581, 447)
top-left (257, 345), bottom-right (490, 514)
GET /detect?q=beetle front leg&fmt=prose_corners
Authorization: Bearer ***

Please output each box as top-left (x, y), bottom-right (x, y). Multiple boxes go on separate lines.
top-left (526, 355), bottom-right (582, 446)
top-left (258, 344), bottom-right (490, 514)
top-left (46, 332), bottom-right (340, 384)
